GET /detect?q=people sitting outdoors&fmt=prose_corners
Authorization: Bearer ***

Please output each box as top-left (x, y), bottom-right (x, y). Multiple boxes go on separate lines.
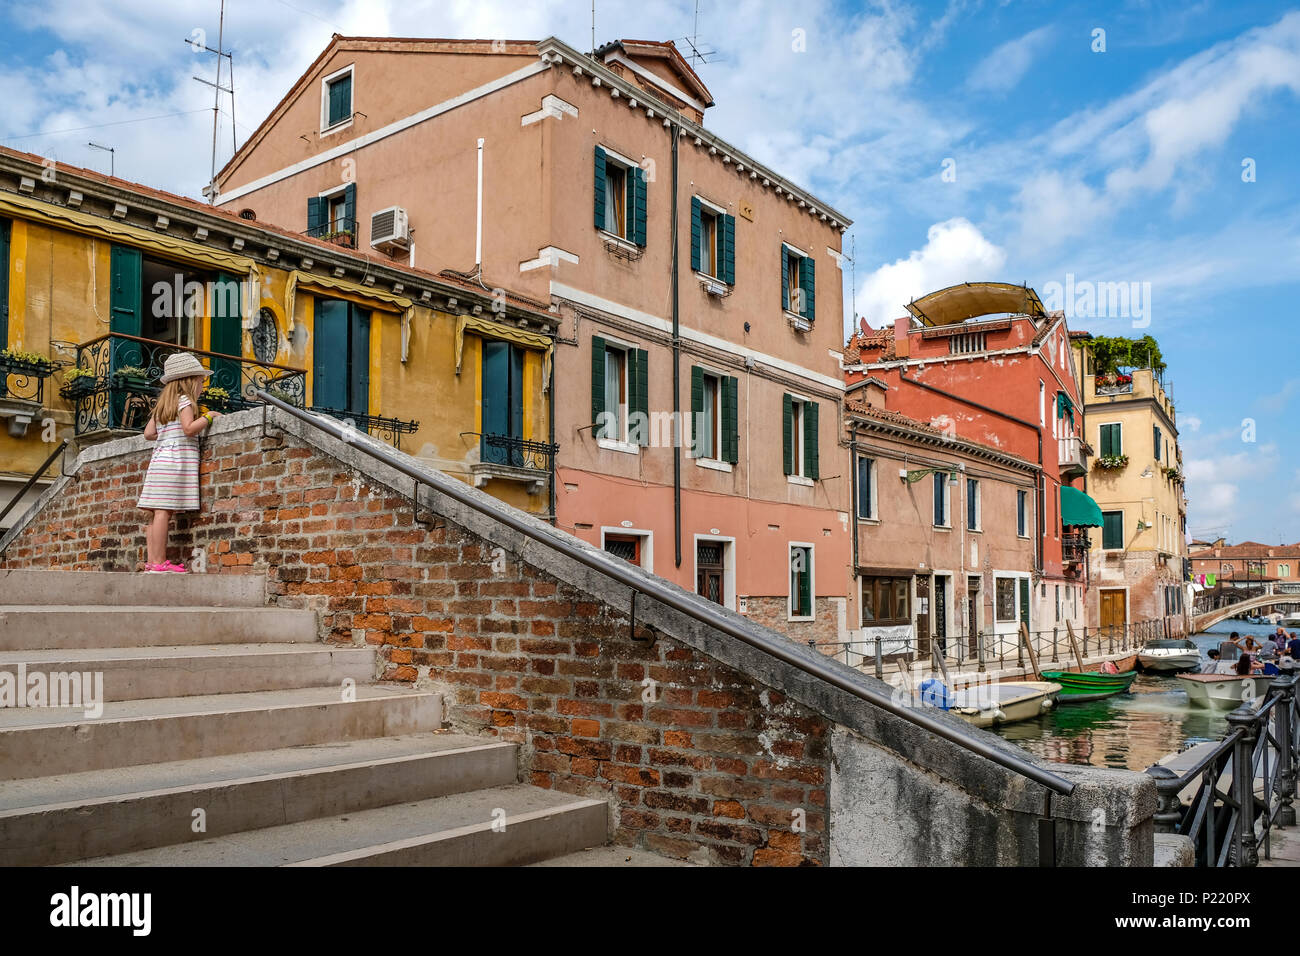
top-left (1201, 649), bottom-right (1238, 675)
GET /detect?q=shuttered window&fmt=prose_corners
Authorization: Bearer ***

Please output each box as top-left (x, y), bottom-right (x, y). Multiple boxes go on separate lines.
top-left (691, 198), bottom-right (735, 284)
top-left (1153, 424), bottom-right (1162, 461)
top-left (856, 456), bottom-right (874, 519)
top-left (595, 147), bottom-right (646, 246)
top-left (312, 297), bottom-right (370, 420)
top-left (933, 472), bottom-right (949, 527)
top-left (1102, 510), bottom-right (1124, 550)
top-left (326, 72), bottom-right (352, 128)
top-left (1017, 490), bottom-right (1028, 537)
top-left (481, 341), bottom-right (526, 465)
top-left (592, 336), bottom-right (647, 445)
top-left (783, 395), bottom-right (818, 479)
top-left (1099, 422), bottom-right (1122, 457)
top-left (782, 246), bottom-right (815, 320)
top-left (691, 366), bottom-right (738, 463)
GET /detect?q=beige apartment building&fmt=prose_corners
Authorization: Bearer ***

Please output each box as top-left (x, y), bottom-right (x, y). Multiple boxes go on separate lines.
top-left (214, 36), bottom-right (854, 641)
top-left (1070, 334), bottom-right (1189, 636)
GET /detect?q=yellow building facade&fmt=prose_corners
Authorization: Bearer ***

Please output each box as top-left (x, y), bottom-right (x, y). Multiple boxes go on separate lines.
top-left (0, 147), bottom-right (556, 531)
top-left (1071, 337), bottom-right (1189, 636)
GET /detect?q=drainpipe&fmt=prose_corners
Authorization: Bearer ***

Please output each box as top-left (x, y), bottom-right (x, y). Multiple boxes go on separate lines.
top-left (671, 123), bottom-right (682, 568)
top-left (548, 369), bottom-right (556, 526)
top-left (898, 370), bottom-right (1044, 574)
top-left (849, 421), bottom-right (861, 634)
top-left (475, 138), bottom-right (484, 273)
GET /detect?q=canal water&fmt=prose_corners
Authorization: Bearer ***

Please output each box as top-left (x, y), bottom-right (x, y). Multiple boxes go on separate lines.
top-left (998, 620), bottom-right (1293, 771)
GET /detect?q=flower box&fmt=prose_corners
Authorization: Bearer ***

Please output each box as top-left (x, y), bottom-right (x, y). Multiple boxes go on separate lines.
top-left (1094, 455), bottom-right (1129, 471)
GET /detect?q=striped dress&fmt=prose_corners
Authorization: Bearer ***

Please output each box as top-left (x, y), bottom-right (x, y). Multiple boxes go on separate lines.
top-left (137, 396), bottom-right (201, 512)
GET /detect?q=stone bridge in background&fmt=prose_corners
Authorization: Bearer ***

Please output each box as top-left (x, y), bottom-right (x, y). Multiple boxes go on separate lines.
top-left (1193, 592), bottom-right (1300, 633)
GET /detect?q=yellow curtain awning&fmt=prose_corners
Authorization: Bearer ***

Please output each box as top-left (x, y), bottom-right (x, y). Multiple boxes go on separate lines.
top-left (284, 269), bottom-right (415, 355)
top-left (455, 313), bottom-right (554, 390)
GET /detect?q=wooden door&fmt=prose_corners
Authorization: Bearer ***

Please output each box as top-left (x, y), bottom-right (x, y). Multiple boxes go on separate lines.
top-left (966, 575), bottom-right (981, 656)
top-left (1100, 589), bottom-right (1127, 638)
top-left (696, 541), bottom-right (724, 606)
top-left (915, 575), bottom-right (930, 661)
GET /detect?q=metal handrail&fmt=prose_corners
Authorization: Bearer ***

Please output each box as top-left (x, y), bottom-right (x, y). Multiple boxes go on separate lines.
top-left (0, 439), bottom-right (68, 540)
top-left (254, 388), bottom-right (1075, 796)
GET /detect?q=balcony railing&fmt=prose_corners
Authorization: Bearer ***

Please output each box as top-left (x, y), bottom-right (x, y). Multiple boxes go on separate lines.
top-left (305, 218), bottom-right (357, 247)
top-left (1058, 435), bottom-right (1086, 476)
top-left (479, 433), bottom-right (558, 472)
top-left (1062, 530), bottom-right (1090, 566)
top-left (1095, 374), bottom-right (1134, 396)
top-left (59, 332), bottom-right (306, 436)
top-left (310, 407), bottom-right (419, 450)
top-left (0, 353), bottom-right (57, 405)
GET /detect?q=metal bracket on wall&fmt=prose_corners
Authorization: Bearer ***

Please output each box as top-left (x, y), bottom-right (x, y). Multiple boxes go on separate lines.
top-left (410, 478), bottom-right (442, 530)
top-left (629, 588), bottom-right (658, 647)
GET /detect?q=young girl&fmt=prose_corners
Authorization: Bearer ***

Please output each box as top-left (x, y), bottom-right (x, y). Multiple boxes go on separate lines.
top-left (137, 353), bottom-right (221, 572)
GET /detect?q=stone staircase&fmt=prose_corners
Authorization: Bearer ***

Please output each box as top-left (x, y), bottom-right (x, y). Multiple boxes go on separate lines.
top-left (0, 569), bottom-right (615, 866)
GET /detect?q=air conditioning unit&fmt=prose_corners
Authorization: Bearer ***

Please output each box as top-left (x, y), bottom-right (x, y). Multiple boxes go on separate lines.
top-left (370, 206), bottom-right (410, 253)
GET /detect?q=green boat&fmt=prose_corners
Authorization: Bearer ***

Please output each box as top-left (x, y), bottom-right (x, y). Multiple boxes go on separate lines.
top-left (1038, 669), bottom-right (1138, 703)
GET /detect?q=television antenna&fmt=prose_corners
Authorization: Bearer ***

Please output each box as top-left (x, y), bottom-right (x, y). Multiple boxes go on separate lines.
top-left (678, 0), bottom-right (717, 65)
top-left (188, 0), bottom-right (237, 203)
top-left (87, 142), bottom-right (116, 177)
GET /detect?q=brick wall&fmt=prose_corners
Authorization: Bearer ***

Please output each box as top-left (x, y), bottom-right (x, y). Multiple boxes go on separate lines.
top-left (2, 425), bottom-right (829, 866)
top-left (743, 596), bottom-right (842, 649)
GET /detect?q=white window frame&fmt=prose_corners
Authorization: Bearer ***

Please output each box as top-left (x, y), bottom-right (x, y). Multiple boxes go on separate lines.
top-left (694, 195), bottom-right (727, 280)
top-left (694, 366), bottom-right (723, 464)
top-left (597, 340), bottom-right (638, 455)
top-left (856, 455), bottom-right (877, 521)
top-left (932, 471), bottom-right (951, 529)
top-left (693, 534), bottom-right (736, 611)
top-left (598, 145), bottom-right (639, 243)
top-left (1098, 420), bottom-right (1124, 458)
top-left (782, 242), bottom-right (808, 319)
top-left (787, 541), bottom-right (816, 622)
top-left (600, 526), bottom-right (654, 574)
top-left (320, 63), bottom-right (355, 136)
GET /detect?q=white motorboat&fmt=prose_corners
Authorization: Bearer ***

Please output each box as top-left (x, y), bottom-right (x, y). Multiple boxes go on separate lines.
top-left (948, 681), bottom-right (1061, 728)
top-left (1138, 639), bottom-right (1201, 673)
top-left (1177, 672), bottom-right (1276, 710)
top-left (1283, 612), bottom-right (1300, 628)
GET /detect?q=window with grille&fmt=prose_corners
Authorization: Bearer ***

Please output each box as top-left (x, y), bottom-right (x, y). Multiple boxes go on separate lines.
top-left (949, 332), bottom-right (986, 354)
top-left (604, 534), bottom-right (640, 565)
top-left (697, 541), bottom-right (725, 605)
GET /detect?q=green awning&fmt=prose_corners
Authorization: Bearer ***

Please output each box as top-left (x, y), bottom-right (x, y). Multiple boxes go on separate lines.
top-left (1060, 485), bottom-right (1103, 527)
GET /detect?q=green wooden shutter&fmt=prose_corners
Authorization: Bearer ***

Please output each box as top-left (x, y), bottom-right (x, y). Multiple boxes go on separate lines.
top-left (798, 548), bottom-right (812, 615)
top-left (781, 247), bottom-right (789, 312)
top-left (804, 400), bottom-right (819, 479)
top-left (348, 306), bottom-right (370, 419)
top-left (593, 147), bottom-right (607, 231)
top-left (210, 272), bottom-right (243, 395)
top-left (632, 348), bottom-right (649, 445)
top-left (343, 183), bottom-right (357, 235)
top-left (800, 254), bottom-right (816, 321)
top-left (690, 366), bottom-right (704, 451)
top-left (307, 197), bottom-right (326, 235)
top-left (722, 375), bottom-right (738, 464)
top-left (0, 220), bottom-right (9, 348)
top-left (690, 198), bottom-right (702, 273)
top-left (481, 341), bottom-right (509, 463)
top-left (632, 166), bottom-right (647, 247)
top-left (328, 74), bottom-right (351, 127)
top-left (591, 336), bottom-right (606, 426)
top-left (782, 393), bottom-right (793, 475)
top-left (722, 214), bottom-right (736, 285)
top-left (312, 297), bottom-right (349, 411)
top-left (109, 245), bottom-right (142, 338)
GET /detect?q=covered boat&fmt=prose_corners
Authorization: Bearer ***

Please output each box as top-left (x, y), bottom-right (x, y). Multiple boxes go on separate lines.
top-left (1137, 639), bottom-right (1201, 673)
top-left (948, 681), bottom-right (1061, 728)
top-left (1039, 668), bottom-right (1138, 702)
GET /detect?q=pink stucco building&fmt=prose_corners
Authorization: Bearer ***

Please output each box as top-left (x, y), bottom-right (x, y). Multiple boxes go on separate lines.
top-left (215, 36), bottom-right (854, 641)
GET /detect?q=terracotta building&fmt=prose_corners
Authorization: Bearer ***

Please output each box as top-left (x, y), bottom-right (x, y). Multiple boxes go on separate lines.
top-left (1070, 333), bottom-right (1190, 636)
top-left (1190, 539), bottom-right (1300, 595)
top-left (212, 36), bottom-right (854, 642)
top-left (844, 376), bottom-right (1041, 666)
top-left (844, 283), bottom-right (1095, 637)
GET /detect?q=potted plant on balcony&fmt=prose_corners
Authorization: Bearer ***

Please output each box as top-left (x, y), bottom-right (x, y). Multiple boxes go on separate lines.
top-left (1094, 454), bottom-right (1129, 471)
top-left (0, 347), bottom-right (56, 377)
top-left (1162, 464), bottom-right (1182, 481)
top-left (110, 365), bottom-right (152, 391)
top-left (319, 229), bottom-right (355, 249)
top-left (201, 384), bottom-right (234, 412)
top-left (59, 366), bottom-right (99, 399)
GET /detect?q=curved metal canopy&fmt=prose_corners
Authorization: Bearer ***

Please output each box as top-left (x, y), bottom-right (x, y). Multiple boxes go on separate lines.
top-left (905, 282), bottom-right (1046, 327)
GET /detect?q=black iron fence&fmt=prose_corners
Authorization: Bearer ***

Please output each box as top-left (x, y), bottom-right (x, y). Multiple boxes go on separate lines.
top-left (305, 218), bottom-right (357, 245)
top-left (475, 432), bottom-right (558, 472)
top-left (0, 353), bottom-right (57, 405)
top-left (1146, 674), bottom-right (1298, 866)
top-left (60, 333), bottom-right (307, 435)
top-left (311, 407), bottom-right (419, 451)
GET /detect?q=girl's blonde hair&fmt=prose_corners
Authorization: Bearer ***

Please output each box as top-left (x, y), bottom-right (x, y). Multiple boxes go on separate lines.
top-left (153, 375), bottom-right (205, 426)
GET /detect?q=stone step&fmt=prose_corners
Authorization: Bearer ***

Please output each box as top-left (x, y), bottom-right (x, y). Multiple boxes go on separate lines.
top-left (0, 606), bottom-right (317, 650)
top-left (528, 846), bottom-right (698, 866)
top-left (0, 569), bottom-right (266, 608)
top-left (0, 643), bottom-right (374, 701)
top-left (0, 734), bottom-right (516, 866)
top-left (68, 784), bottom-right (607, 867)
top-left (0, 685), bottom-right (442, 780)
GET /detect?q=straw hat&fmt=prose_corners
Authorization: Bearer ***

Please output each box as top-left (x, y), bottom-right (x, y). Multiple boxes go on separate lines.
top-left (159, 352), bottom-right (215, 384)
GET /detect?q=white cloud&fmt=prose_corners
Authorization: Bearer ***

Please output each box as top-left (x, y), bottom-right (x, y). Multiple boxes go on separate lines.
top-left (856, 218), bottom-right (1006, 328)
top-left (1182, 415), bottom-right (1202, 432)
top-left (967, 26), bottom-right (1054, 94)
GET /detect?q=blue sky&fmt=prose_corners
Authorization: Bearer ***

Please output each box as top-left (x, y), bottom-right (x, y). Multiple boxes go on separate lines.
top-left (2, 0), bottom-right (1297, 543)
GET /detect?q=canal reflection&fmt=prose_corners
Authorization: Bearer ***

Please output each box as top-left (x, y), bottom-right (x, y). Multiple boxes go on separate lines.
top-left (998, 621), bottom-right (1290, 771)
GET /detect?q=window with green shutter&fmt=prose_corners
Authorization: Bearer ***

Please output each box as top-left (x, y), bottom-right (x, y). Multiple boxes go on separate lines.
top-left (595, 147), bottom-right (643, 244)
top-left (691, 198), bottom-right (734, 284)
top-left (722, 375), bottom-right (738, 463)
top-left (799, 254), bottom-right (815, 321)
top-left (691, 367), bottom-right (737, 463)
top-left (1153, 424), bottom-right (1162, 461)
top-left (1102, 510), bottom-right (1124, 550)
top-left (629, 347), bottom-right (648, 445)
top-left (325, 70), bottom-right (352, 129)
top-left (1099, 422), bottom-right (1122, 457)
top-left (591, 335), bottom-right (606, 427)
top-left (803, 400), bottom-right (819, 479)
top-left (782, 394), bottom-right (794, 475)
top-left (782, 246), bottom-right (814, 319)
top-left (783, 395), bottom-right (817, 479)
top-left (593, 338), bottom-right (645, 445)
